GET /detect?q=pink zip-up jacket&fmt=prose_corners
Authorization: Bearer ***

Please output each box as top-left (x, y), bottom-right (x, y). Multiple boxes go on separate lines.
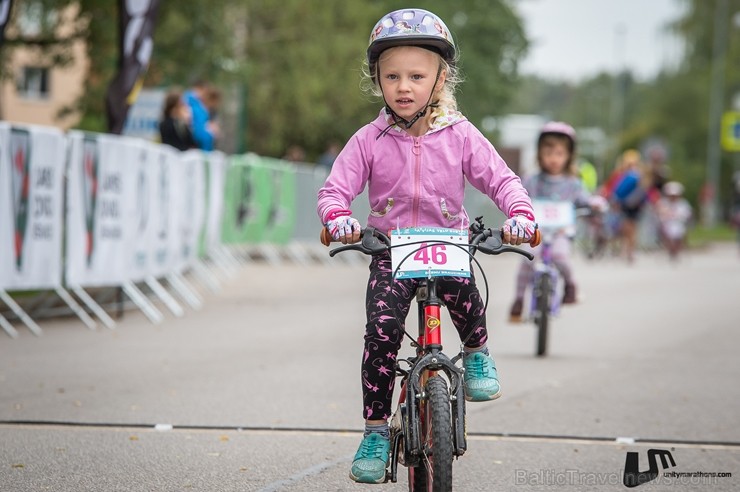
top-left (317, 109), bottom-right (534, 232)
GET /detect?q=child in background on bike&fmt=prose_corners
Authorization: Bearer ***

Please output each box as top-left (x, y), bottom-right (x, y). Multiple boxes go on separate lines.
top-left (656, 181), bottom-right (692, 261)
top-left (317, 8), bottom-right (537, 484)
top-left (509, 122), bottom-right (602, 321)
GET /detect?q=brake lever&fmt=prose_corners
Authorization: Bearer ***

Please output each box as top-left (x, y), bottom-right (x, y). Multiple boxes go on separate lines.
top-left (361, 227), bottom-right (390, 254)
top-left (328, 227), bottom-right (391, 257)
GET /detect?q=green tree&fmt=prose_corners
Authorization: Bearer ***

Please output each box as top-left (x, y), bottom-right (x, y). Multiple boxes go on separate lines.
top-left (505, 0), bottom-right (740, 214)
top-left (242, 0), bottom-right (379, 158)
top-left (243, 1), bottom-right (528, 158)
top-left (621, 0), bottom-right (740, 211)
top-left (410, 0), bottom-right (528, 127)
top-left (3, 1), bottom-right (529, 159)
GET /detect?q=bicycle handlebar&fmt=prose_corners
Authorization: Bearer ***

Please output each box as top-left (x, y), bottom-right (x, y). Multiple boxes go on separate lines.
top-left (322, 222), bottom-right (538, 261)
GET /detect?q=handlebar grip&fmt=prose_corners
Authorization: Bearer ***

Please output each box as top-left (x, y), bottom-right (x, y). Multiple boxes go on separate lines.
top-left (320, 227), bottom-right (332, 247)
top-left (529, 229), bottom-right (542, 248)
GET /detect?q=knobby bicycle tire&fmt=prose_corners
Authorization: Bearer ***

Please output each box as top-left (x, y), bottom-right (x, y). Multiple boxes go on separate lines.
top-left (409, 376), bottom-right (454, 492)
top-left (535, 274), bottom-right (551, 357)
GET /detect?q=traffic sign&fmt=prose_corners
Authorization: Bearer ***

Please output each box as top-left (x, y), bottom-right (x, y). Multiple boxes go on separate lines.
top-left (721, 111), bottom-right (740, 152)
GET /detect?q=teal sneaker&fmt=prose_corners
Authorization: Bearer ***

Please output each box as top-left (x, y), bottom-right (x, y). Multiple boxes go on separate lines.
top-left (463, 351), bottom-right (502, 402)
top-left (349, 433), bottom-right (390, 484)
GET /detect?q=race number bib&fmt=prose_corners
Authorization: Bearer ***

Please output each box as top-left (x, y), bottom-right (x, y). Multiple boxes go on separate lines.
top-left (531, 200), bottom-right (575, 230)
top-left (391, 227), bottom-right (470, 279)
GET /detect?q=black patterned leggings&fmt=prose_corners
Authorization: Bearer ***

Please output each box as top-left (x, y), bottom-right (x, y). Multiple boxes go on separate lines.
top-left (361, 253), bottom-right (488, 421)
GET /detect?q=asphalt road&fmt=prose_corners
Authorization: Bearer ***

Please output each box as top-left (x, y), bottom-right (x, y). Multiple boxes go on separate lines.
top-left (1, 243), bottom-right (739, 491)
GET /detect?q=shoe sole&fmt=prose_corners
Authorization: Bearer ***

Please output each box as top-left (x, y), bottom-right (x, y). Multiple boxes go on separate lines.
top-left (349, 470), bottom-right (387, 484)
top-left (465, 389), bottom-right (502, 402)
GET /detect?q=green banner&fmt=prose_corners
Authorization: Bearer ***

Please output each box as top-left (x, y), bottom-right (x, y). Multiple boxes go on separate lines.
top-left (261, 156), bottom-right (297, 245)
top-left (220, 155), bottom-right (269, 245)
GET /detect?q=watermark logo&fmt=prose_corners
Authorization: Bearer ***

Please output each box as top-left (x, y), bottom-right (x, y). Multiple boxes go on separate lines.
top-left (623, 448), bottom-right (676, 488)
top-left (515, 447), bottom-right (731, 488)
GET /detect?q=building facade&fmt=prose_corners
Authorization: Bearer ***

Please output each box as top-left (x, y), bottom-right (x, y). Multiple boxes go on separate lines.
top-left (0, 4), bottom-right (86, 129)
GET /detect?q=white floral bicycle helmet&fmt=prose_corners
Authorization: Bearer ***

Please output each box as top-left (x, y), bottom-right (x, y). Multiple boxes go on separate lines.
top-left (367, 8), bottom-right (456, 80)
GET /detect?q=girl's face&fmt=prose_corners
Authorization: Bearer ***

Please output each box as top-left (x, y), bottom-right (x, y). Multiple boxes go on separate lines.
top-left (540, 142), bottom-right (570, 175)
top-left (378, 46), bottom-right (445, 125)
top-left (176, 101), bottom-right (192, 123)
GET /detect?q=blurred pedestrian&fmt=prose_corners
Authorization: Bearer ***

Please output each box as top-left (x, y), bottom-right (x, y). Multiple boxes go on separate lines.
top-left (184, 79), bottom-right (216, 151)
top-left (645, 144), bottom-right (671, 195)
top-left (732, 171), bottom-right (740, 254)
top-left (203, 86), bottom-right (223, 147)
top-left (283, 144), bottom-right (306, 163)
top-left (656, 181), bottom-right (692, 261)
top-left (159, 89), bottom-right (197, 151)
top-left (317, 140), bottom-right (341, 170)
top-left (577, 158), bottom-right (599, 194)
top-left (604, 149), bottom-right (650, 263)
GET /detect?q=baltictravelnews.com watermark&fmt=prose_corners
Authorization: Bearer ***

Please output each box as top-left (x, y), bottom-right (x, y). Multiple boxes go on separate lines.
top-left (514, 448), bottom-right (732, 488)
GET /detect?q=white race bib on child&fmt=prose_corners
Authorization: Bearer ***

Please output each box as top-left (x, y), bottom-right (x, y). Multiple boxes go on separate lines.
top-left (531, 200), bottom-right (576, 231)
top-left (391, 227), bottom-right (470, 279)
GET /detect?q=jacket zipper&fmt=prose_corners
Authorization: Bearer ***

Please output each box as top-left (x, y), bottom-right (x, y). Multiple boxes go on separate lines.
top-left (412, 136), bottom-right (422, 226)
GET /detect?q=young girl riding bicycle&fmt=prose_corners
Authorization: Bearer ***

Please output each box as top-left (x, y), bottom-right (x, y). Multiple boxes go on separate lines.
top-left (316, 9), bottom-right (538, 484)
top-left (508, 122), bottom-right (602, 321)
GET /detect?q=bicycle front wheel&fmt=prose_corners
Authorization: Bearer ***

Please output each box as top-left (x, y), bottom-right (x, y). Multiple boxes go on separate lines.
top-left (408, 375), bottom-right (453, 492)
top-left (534, 274), bottom-right (551, 357)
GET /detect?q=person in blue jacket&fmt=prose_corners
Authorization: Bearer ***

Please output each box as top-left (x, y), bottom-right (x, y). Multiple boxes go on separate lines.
top-left (183, 79), bottom-right (216, 151)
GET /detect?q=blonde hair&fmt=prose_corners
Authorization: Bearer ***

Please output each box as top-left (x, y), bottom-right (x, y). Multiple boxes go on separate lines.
top-left (617, 149), bottom-right (653, 188)
top-left (361, 48), bottom-right (462, 117)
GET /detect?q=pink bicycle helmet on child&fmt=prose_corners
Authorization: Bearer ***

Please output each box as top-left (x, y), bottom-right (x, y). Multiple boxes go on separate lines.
top-left (538, 121), bottom-right (577, 154)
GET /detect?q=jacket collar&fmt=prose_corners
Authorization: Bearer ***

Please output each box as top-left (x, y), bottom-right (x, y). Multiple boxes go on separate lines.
top-left (373, 107), bottom-right (466, 136)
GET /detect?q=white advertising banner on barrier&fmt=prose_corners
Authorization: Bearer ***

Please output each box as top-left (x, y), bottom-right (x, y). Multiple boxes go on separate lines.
top-left (65, 132), bottom-right (140, 287)
top-left (147, 145), bottom-right (181, 277)
top-left (144, 144), bottom-right (177, 278)
top-left (125, 142), bottom-right (163, 282)
top-left (204, 151), bottom-right (226, 255)
top-left (173, 150), bottom-right (206, 272)
top-left (0, 123), bottom-right (66, 290)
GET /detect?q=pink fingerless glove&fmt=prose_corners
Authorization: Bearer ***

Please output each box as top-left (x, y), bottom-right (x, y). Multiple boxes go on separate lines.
top-left (503, 214), bottom-right (538, 242)
top-left (324, 209), bottom-right (361, 240)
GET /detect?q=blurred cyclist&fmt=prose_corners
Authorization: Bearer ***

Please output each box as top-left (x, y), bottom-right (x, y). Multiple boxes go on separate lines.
top-left (509, 122), bottom-right (605, 321)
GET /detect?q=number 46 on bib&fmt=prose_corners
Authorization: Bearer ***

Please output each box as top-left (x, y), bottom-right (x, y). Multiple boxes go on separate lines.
top-left (390, 227), bottom-right (471, 279)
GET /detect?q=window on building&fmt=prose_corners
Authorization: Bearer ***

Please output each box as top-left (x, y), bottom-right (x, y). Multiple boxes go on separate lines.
top-left (17, 1), bottom-right (58, 37)
top-left (17, 66), bottom-right (51, 100)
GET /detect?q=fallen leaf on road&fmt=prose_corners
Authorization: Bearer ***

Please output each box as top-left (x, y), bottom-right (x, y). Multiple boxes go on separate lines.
top-left (129, 435), bottom-right (139, 441)
top-left (219, 435), bottom-right (229, 442)
top-left (12, 464), bottom-right (24, 468)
